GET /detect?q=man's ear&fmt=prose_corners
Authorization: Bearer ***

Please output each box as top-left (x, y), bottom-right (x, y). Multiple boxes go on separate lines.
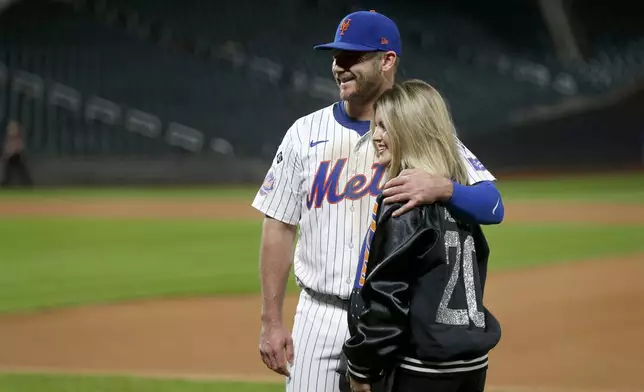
top-left (381, 51), bottom-right (397, 72)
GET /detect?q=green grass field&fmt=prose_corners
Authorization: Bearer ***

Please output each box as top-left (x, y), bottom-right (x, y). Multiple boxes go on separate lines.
top-left (0, 171), bottom-right (642, 202)
top-left (0, 374), bottom-right (286, 392)
top-left (1, 219), bottom-right (643, 314)
top-left (0, 172), bottom-right (642, 391)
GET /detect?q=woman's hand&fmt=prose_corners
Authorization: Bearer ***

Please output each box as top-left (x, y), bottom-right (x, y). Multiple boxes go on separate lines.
top-left (348, 375), bottom-right (371, 392)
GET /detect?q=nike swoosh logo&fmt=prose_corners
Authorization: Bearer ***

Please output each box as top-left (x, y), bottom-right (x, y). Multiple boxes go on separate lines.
top-left (309, 140), bottom-right (329, 147)
top-left (492, 197), bottom-right (500, 215)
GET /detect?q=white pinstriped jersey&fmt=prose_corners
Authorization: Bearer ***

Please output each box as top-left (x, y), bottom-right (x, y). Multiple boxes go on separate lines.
top-left (251, 102), bottom-right (495, 299)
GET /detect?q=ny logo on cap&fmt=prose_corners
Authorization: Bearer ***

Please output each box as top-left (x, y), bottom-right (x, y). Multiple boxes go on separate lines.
top-left (339, 18), bottom-right (351, 35)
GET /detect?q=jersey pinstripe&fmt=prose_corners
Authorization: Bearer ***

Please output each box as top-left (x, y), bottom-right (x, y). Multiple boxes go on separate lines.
top-left (251, 102), bottom-right (495, 300)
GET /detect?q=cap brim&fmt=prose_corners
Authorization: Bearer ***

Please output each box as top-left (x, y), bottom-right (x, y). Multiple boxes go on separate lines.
top-left (313, 42), bottom-right (379, 52)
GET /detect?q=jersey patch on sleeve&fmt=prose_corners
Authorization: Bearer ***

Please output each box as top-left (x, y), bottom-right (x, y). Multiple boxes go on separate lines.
top-left (468, 157), bottom-right (487, 172)
top-left (259, 170), bottom-right (276, 196)
top-left (275, 151), bottom-right (283, 165)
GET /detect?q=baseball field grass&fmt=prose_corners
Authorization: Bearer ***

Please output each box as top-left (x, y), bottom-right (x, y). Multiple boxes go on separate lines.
top-left (0, 171), bottom-right (642, 392)
top-left (0, 171), bottom-right (641, 202)
top-left (1, 218), bottom-right (643, 314)
top-left (0, 373), bottom-right (286, 392)
top-left (0, 373), bottom-right (545, 392)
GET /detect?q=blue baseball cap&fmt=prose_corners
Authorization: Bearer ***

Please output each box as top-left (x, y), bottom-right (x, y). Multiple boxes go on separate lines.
top-left (314, 10), bottom-right (402, 56)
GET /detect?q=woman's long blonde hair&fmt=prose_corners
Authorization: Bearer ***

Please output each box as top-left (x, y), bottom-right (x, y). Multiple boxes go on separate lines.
top-left (371, 79), bottom-right (468, 185)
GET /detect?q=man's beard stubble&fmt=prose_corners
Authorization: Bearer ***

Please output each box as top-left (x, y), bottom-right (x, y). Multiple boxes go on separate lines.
top-left (343, 64), bottom-right (384, 104)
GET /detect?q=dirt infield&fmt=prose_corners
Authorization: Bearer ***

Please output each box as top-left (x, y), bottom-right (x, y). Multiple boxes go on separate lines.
top-left (0, 199), bottom-right (261, 220)
top-left (0, 198), bottom-right (643, 391)
top-left (1, 198), bottom-right (643, 224)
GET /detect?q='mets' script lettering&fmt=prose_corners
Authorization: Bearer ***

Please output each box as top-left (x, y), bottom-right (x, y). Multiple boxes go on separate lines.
top-left (306, 159), bottom-right (385, 209)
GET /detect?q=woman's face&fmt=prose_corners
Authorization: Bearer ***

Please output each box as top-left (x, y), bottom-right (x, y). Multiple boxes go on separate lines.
top-left (373, 109), bottom-right (392, 167)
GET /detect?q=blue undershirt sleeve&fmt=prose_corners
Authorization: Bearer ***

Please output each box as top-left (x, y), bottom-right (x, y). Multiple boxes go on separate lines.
top-left (447, 180), bottom-right (504, 225)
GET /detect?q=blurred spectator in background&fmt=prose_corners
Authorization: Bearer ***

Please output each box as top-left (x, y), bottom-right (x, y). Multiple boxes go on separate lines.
top-left (2, 120), bottom-right (32, 187)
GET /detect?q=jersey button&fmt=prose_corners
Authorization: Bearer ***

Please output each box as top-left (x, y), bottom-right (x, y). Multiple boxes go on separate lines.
top-left (350, 205), bottom-right (355, 212)
top-left (346, 278), bottom-right (352, 284)
top-left (348, 243), bottom-right (353, 249)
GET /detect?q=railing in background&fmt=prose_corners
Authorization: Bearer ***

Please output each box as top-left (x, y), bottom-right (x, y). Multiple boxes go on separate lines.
top-left (0, 61), bottom-right (236, 158)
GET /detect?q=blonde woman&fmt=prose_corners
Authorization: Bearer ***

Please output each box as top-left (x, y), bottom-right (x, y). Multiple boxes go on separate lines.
top-left (342, 80), bottom-right (501, 392)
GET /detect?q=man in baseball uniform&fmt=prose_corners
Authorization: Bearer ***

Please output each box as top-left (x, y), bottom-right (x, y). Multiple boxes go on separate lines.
top-left (251, 10), bottom-right (505, 392)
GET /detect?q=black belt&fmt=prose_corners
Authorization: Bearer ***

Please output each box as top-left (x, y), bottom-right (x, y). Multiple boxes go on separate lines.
top-left (303, 287), bottom-right (350, 306)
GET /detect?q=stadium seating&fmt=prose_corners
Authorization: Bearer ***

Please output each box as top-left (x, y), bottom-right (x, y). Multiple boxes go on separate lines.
top-left (0, 0), bottom-right (330, 158)
top-left (1, 0), bottom-right (641, 159)
top-left (570, 1), bottom-right (644, 90)
top-left (98, 0), bottom-right (575, 130)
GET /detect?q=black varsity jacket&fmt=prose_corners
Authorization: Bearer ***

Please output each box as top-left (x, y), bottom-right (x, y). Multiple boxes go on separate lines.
top-left (342, 194), bottom-right (501, 382)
